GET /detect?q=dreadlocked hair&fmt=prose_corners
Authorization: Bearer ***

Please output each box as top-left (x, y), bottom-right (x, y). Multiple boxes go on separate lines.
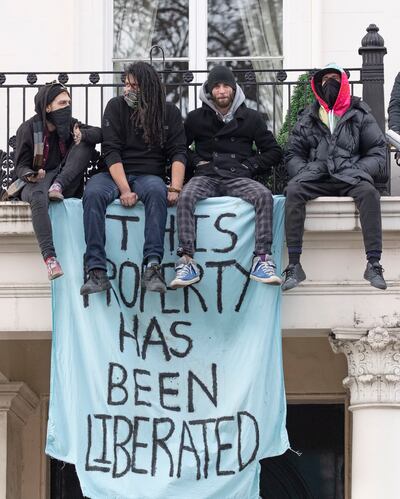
top-left (124, 62), bottom-right (166, 146)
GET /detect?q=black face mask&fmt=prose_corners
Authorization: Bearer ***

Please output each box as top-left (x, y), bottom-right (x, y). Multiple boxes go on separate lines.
top-left (46, 106), bottom-right (72, 141)
top-left (322, 78), bottom-right (341, 109)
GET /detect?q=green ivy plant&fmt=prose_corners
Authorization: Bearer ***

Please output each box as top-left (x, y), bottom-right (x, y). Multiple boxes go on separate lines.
top-left (276, 73), bottom-right (315, 148)
top-left (255, 73), bottom-right (315, 192)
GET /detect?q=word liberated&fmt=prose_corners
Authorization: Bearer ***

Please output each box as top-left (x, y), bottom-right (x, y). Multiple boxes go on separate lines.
top-left (85, 411), bottom-right (259, 479)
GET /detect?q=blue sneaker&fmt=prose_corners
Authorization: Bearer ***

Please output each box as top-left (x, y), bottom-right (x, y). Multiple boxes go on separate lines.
top-left (250, 255), bottom-right (282, 285)
top-left (169, 257), bottom-right (200, 289)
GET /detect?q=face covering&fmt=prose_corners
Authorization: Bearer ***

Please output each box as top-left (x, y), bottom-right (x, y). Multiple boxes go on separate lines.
top-left (47, 106), bottom-right (72, 141)
top-left (322, 78), bottom-right (341, 109)
top-left (124, 90), bottom-right (140, 110)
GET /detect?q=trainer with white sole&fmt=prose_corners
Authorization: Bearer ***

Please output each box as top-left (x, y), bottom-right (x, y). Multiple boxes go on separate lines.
top-left (171, 65), bottom-right (283, 290)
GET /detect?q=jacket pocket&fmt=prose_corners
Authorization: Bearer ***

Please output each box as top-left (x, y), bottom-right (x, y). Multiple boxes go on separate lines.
top-left (213, 153), bottom-right (252, 178)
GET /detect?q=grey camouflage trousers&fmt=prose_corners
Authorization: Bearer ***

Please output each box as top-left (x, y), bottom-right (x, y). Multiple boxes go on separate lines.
top-left (176, 175), bottom-right (274, 257)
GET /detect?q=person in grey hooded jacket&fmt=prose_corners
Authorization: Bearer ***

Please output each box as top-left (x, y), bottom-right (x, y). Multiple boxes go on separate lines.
top-left (170, 65), bottom-right (283, 289)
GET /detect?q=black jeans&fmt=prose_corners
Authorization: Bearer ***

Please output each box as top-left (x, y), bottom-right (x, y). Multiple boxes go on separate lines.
top-left (21, 142), bottom-right (94, 259)
top-left (285, 179), bottom-right (382, 253)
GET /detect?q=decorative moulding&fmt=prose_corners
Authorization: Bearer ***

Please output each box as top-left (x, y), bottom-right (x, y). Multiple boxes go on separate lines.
top-left (0, 382), bottom-right (39, 424)
top-left (330, 327), bottom-right (400, 407)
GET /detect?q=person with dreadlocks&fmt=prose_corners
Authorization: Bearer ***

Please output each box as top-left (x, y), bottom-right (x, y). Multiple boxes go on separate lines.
top-left (80, 61), bottom-right (186, 295)
top-left (11, 82), bottom-right (102, 280)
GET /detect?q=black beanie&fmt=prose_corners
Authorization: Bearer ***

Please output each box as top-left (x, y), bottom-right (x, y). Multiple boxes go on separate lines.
top-left (207, 65), bottom-right (236, 92)
top-left (46, 84), bottom-right (69, 106)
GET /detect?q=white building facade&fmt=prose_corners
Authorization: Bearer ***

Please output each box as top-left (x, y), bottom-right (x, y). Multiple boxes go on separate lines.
top-left (1, 1), bottom-right (400, 498)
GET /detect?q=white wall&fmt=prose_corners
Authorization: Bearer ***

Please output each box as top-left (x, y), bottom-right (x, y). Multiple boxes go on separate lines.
top-left (0, 0), bottom-right (113, 151)
top-left (1, 0), bottom-right (400, 186)
top-left (284, 0), bottom-right (398, 100)
top-left (1, 0), bottom-right (399, 95)
top-left (1, 0), bottom-right (399, 110)
top-left (283, 0), bottom-right (400, 192)
top-left (0, 0), bottom-right (113, 72)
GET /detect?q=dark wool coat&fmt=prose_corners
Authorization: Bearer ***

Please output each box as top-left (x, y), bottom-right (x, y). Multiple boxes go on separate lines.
top-left (388, 72), bottom-right (400, 132)
top-left (184, 103), bottom-right (282, 179)
top-left (285, 98), bottom-right (386, 186)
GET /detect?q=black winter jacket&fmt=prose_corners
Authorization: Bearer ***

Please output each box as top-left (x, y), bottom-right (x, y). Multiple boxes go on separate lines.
top-left (285, 98), bottom-right (386, 185)
top-left (102, 96), bottom-right (187, 177)
top-left (184, 103), bottom-right (282, 179)
top-left (388, 72), bottom-right (400, 132)
top-left (15, 115), bottom-right (102, 180)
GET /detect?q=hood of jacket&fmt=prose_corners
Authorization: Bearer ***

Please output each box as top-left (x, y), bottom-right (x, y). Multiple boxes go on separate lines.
top-left (311, 63), bottom-right (351, 117)
top-left (34, 84), bottom-right (71, 127)
top-left (199, 82), bottom-right (246, 122)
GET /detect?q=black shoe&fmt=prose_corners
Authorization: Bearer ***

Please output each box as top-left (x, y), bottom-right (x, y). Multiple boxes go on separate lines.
top-left (142, 264), bottom-right (167, 293)
top-left (80, 269), bottom-right (111, 295)
top-left (281, 263), bottom-right (306, 291)
top-left (364, 262), bottom-right (387, 290)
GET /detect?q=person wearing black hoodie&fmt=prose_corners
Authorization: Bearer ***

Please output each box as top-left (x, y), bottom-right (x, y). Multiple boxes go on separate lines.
top-left (13, 82), bottom-right (102, 280)
top-left (169, 65), bottom-right (283, 289)
top-left (282, 64), bottom-right (387, 291)
top-left (80, 62), bottom-right (186, 296)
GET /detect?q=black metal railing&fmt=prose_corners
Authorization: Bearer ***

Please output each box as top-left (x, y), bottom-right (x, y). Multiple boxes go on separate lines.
top-left (0, 24), bottom-right (390, 195)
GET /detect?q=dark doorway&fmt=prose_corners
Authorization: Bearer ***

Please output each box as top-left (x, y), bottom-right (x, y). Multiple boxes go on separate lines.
top-left (260, 404), bottom-right (345, 499)
top-left (50, 459), bottom-right (84, 499)
top-left (51, 404), bottom-right (345, 499)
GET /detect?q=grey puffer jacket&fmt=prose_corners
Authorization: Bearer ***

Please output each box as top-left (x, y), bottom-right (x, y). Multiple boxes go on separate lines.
top-left (388, 72), bottom-right (400, 132)
top-left (285, 98), bottom-right (386, 185)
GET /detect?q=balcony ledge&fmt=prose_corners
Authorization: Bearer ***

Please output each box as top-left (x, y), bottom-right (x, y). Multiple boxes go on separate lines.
top-left (0, 197), bottom-right (399, 338)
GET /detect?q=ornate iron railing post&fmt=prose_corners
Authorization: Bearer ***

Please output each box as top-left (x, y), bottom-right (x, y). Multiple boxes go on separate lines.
top-left (359, 24), bottom-right (389, 193)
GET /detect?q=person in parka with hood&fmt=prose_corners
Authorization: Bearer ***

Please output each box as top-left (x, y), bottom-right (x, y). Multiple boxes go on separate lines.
top-left (388, 72), bottom-right (400, 133)
top-left (170, 65), bottom-right (283, 289)
top-left (13, 82), bottom-right (102, 280)
top-left (282, 63), bottom-right (387, 291)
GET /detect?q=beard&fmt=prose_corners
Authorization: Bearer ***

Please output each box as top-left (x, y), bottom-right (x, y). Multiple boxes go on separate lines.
top-left (212, 94), bottom-right (233, 109)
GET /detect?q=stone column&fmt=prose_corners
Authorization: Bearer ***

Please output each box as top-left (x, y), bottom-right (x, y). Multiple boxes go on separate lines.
top-left (0, 376), bottom-right (38, 499)
top-left (330, 327), bottom-right (400, 499)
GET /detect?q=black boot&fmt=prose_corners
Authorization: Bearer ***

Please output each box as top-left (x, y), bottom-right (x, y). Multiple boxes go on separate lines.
top-left (364, 262), bottom-right (387, 290)
top-left (281, 263), bottom-right (306, 291)
top-left (80, 269), bottom-right (111, 295)
top-left (142, 264), bottom-right (167, 293)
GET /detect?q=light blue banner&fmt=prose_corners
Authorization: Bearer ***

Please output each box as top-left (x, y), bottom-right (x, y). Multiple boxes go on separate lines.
top-left (46, 196), bottom-right (289, 499)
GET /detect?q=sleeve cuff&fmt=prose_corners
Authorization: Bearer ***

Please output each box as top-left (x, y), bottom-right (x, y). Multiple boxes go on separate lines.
top-left (105, 151), bottom-right (122, 168)
top-left (80, 129), bottom-right (87, 143)
top-left (171, 153), bottom-right (187, 166)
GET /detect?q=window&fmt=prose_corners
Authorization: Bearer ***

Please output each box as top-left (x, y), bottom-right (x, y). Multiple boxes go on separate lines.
top-left (113, 0), bottom-right (283, 122)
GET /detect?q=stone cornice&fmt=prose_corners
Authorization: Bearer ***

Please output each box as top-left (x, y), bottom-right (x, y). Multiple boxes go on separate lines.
top-left (330, 327), bottom-right (400, 408)
top-left (0, 202), bottom-right (34, 236)
top-left (0, 382), bottom-right (39, 423)
top-left (0, 283), bottom-right (50, 298)
top-left (1, 197), bottom-right (400, 236)
top-left (304, 196), bottom-right (400, 232)
top-left (282, 281), bottom-right (400, 295)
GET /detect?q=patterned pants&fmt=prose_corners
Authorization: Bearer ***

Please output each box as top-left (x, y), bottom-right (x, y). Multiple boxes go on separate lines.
top-left (176, 175), bottom-right (273, 257)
